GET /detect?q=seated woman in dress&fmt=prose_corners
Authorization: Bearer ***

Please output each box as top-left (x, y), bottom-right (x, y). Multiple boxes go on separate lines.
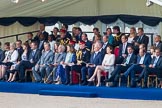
top-left (55, 45), bottom-right (76, 84)
top-left (88, 46), bottom-right (115, 87)
top-left (0, 43), bottom-right (18, 81)
top-left (7, 42), bottom-right (30, 82)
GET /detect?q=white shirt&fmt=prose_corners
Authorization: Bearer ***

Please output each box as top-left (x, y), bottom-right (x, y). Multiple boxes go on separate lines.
top-left (153, 56), bottom-right (160, 67)
top-left (125, 53), bottom-right (132, 64)
top-left (102, 42), bottom-right (108, 49)
top-left (122, 42), bottom-right (127, 54)
top-left (139, 54), bottom-right (146, 64)
top-left (9, 50), bottom-right (19, 63)
top-left (49, 41), bottom-right (56, 52)
top-left (128, 37), bottom-right (134, 43)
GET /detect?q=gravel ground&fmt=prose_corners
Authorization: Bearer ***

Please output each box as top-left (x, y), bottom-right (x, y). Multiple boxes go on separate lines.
top-left (0, 93), bottom-right (162, 108)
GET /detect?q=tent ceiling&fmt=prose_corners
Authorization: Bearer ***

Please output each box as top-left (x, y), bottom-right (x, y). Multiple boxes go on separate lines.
top-left (0, 0), bottom-right (81, 17)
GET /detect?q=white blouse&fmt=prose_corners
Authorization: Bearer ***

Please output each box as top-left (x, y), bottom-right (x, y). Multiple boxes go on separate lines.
top-left (102, 54), bottom-right (115, 66)
top-left (49, 41), bottom-right (56, 52)
top-left (9, 50), bottom-right (19, 63)
top-left (128, 37), bottom-right (134, 43)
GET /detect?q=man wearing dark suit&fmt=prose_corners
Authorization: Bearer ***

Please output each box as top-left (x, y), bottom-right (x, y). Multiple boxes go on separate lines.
top-left (81, 33), bottom-right (92, 50)
top-left (153, 35), bottom-right (162, 52)
top-left (33, 43), bottom-right (54, 82)
top-left (65, 41), bottom-right (90, 85)
top-left (38, 33), bottom-right (46, 51)
top-left (136, 48), bottom-right (162, 88)
top-left (133, 28), bottom-right (149, 53)
top-left (81, 42), bottom-right (103, 85)
top-left (17, 41), bottom-right (41, 82)
top-left (16, 40), bottom-right (24, 61)
top-left (101, 35), bottom-right (110, 55)
top-left (74, 27), bottom-right (82, 42)
top-left (106, 46), bottom-right (137, 87)
top-left (116, 34), bottom-right (132, 64)
top-left (34, 24), bottom-right (49, 41)
top-left (123, 49), bottom-right (151, 87)
top-left (46, 45), bottom-right (66, 83)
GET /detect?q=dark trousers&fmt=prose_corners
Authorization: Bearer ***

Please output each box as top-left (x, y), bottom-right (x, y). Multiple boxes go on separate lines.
top-left (65, 65), bottom-right (82, 83)
top-left (109, 64), bottom-right (130, 82)
top-left (143, 67), bottom-right (160, 84)
top-left (81, 66), bottom-right (95, 81)
top-left (18, 61), bottom-right (34, 81)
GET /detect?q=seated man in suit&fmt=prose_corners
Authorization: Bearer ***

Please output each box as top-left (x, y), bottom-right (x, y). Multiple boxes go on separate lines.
top-left (16, 40), bottom-right (24, 61)
top-left (116, 34), bottom-right (132, 64)
top-left (81, 41), bottom-right (103, 86)
top-left (32, 43), bottom-right (54, 83)
top-left (17, 41), bottom-right (41, 82)
top-left (136, 48), bottom-right (162, 88)
top-left (153, 35), bottom-right (162, 52)
top-left (123, 49), bottom-right (151, 87)
top-left (46, 45), bottom-right (66, 84)
top-left (106, 46), bottom-right (137, 87)
top-left (65, 41), bottom-right (90, 85)
top-left (34, 23), bottom-right (49, 41)
top-left (133, 28), bottom-right (149, 54)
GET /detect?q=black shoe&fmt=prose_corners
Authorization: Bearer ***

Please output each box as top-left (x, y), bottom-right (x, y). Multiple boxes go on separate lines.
top-left (81, 81), bottom-right (88, 86)
top-left (88, 81), bottom-right (94, 86)
top-left (142, 84), bottom-right (148, 88)
top-left (18, 79), bottom-right (25, 83)
top-left (64, 82), bottom-right (70, 85)
top-left (130, 82), bottom-right (136, 88)
top-left (109, 82), bottom-right (117, 87)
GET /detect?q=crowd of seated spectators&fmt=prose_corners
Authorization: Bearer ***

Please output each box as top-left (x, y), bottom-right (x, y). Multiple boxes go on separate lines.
top-left (0, 23), bottom-right (162, 89)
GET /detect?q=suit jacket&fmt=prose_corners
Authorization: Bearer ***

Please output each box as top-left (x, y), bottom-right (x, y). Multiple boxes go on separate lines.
top-left (101, 42), bottom-right (110, 56)
top-left (37, 50), bottom-right (54, 66)
top-left (76, 47), bottom-right (91, 65)
top-left (29, 49), bottom-right (41, 65)
top-left (134, 35), bottom-right (149, 49)
top-left (122, 53), bottom-right (137, 66)
top-left (153, 42), bottom-right (162, 52)
top-left (34, 31), bottom-right (49, 41)
top-left (137, 53), bottom-right (151, 67)
top-left (85, 40), bottom-right (92, 51)
top-left (53, 52), bottom-right (66, 64)
top-left (89, 52), bottom-right (102, 65)
top-left (0, 49), bottom-right (5, 62)
top-left (38, 40), bottom-right (47, 51)
top-left (150, 56), bottom-right (162, 70)
top-left (16, 47), bottom-right (24, 61)
top-left (119, 42), bottom-right (132, 56)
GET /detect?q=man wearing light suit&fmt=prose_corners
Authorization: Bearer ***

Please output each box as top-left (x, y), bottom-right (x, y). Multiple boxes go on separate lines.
top-left (33, 43), bottom-right (54, 83)
top-left (123, 49), bottom-right (151, 87)
top-left (46, 45), bottom-right (66, 84)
